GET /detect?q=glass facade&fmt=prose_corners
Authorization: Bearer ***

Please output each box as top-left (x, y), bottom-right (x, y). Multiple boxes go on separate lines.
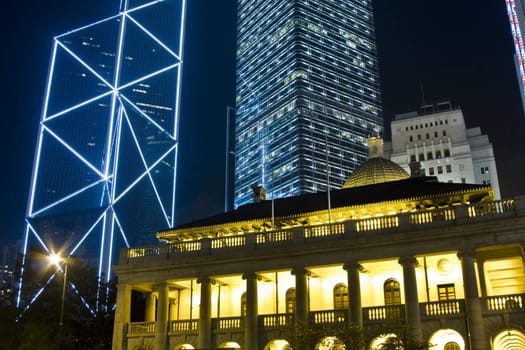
top-left (234, 0), bottom-right (383, 207)
top-left (19, 0), bottom-right (186, 309)
top-left (506, 0), bottom-right (525, 112)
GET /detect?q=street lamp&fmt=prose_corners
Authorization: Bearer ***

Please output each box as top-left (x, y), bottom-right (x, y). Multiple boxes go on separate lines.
top-left (50, 254), bottom-right (68, 348)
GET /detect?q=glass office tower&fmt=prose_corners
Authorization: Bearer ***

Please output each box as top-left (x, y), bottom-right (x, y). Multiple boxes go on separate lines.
top-left (506, 0), bottom-right (525, 113)
top-left (234, 0), bottom-right (383, 207)
top-left (18, 0), bottom-right (186, 309)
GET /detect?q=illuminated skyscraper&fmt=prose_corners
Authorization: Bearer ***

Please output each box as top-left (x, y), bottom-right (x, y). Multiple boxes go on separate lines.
top-left (18, 0), bottom-right (186, 310)
top-left (506, 0), bottom-right (525, 112)
top-left (234, 0), bottom-right (383, 207)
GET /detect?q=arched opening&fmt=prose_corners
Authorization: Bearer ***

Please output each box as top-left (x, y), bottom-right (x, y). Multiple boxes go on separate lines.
top-left (315, 336), bottom-right (346, 350)
top-left (264, 339), bottom-right (292, 350)
top-left (383, 279), bottom-right (401, 319)
top-left (172, 345), bottom-right (195, 350)
top-left (428, 329), bottom-right (464, 350)
top-left (333, 283), bottom-right (349, 310)
top-left (369, 333), bottom-right (397, 350)
top-left (493, 329), bottom-right (525, 349)
top-left (383, 279), bottom-right (400, 305)
top-left (218, 341), bottom-right (241, 349)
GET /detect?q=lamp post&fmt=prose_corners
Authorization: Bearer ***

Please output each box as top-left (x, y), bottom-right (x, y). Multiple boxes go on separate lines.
top-left (50, 254), bottom-right (68, 349)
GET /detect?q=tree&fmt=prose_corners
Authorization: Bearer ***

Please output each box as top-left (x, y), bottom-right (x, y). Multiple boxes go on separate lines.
top-left (15, 246), bottom-right (116, 349)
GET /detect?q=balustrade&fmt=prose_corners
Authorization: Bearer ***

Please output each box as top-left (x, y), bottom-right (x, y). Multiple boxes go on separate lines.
top-left (261, 314), bottom-right (291, 327)
top-left (484, 294), bottom-right (524, 311)
top-left (468, 200), bottom-right (515, 218)
top-left (304, 223), bottom-right (344, 238)
top-left (311, 310), bottom-right (346, 324)
top-left (169, 320), bottom-right (198, 332)
top-left (364, 305), bottom-right (404, 321)
top-left (256, 229), bottom-right (293, 244)
top-left (423, 300), bottom-right (464, 316)
top-left (124, 199), bottom-right (517, 262)
top-left (211, 235), bottom-right (245, 249)
top-left (411, 208), bottom-right (454, 225)
top-left (128, 321), bottom-right (155, 334)
top-left (217, 317), bottom-right (242, 330)
top-left (356, 216), bottom-right (398, 232)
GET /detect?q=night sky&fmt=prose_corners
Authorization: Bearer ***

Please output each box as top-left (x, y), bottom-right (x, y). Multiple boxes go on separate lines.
top-left (2, 0), bottom-right (524, 248)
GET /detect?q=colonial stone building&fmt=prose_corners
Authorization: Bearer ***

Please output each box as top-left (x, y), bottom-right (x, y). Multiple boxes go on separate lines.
top-left (112, 151), bottom-right (525, 350)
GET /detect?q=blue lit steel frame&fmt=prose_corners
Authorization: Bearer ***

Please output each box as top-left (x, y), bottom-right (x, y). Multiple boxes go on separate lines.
top-left (18, 0), bottom-right (186, 312)
top-left (507, 0), bottom-right (525, 112)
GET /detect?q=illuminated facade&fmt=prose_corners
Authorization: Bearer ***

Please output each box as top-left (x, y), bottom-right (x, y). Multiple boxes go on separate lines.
top-left (234, 0), bottom-right (383, 207)
top-left (506, 0), bottom-right (525, 113)
top-left (112, 156), bottom-right (525, 350)
top-left (387, 102), bottom-right (502, 199)
top-left (19, 0), bottom-right (186, 312)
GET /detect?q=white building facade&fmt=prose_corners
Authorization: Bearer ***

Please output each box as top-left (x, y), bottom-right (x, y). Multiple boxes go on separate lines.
top-left (387, 102), bottom-right (501, 199)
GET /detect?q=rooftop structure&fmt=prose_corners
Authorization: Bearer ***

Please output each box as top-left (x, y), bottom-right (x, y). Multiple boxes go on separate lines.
top-left (111, 154), bottom-right (525, 350)
top-left (387, 102), bottom-right (501, 199)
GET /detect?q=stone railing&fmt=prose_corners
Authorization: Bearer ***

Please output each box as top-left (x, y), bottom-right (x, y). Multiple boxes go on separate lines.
top-left (131, 294), bottom-right (525, 337)
top-left (217, 317), bottom-right (242, 330)
top-left (305, 223), bottom-right (344, 238)
top-left (128, 321), bottom-right (155, 335)
top-left (169, 320), bottom-right (198, 332)
top-left (356, 216), bottom-right (399, 232)
top-left (422, 300), bottom-right (464, 316)
top-left (483, 294), bottom-right (524, 312)
top-left (311, 310), bottom-right (346, 324)
top-left (123, 199), bottom-right (517, 262)
top-left (364, 305), bottom-right (405, 322)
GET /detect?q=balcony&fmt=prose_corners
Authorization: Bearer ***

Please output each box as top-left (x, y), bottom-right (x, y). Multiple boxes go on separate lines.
top-left (127, 294), bottom-right (525, 339)
top-left (121, 199), bottom-right (518, 265)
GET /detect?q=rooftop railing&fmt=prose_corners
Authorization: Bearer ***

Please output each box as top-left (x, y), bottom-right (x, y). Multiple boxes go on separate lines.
top-left (124, 199), bottom-right (518, 262)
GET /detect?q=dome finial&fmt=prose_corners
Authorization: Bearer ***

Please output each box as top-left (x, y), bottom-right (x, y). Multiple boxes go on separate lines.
top-left (368, 135), bottom-right (384, 158)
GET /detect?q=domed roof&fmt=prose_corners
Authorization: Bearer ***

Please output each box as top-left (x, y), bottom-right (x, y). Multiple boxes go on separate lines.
top-left (343, 157), bottom-right (410, 188)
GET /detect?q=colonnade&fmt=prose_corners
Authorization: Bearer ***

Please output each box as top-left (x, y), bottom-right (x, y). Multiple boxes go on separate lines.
top-left (112, 250), bottom-right (488, 350)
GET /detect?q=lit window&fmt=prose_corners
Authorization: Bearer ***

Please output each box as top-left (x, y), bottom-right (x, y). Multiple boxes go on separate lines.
top-left (333, 283), bottom-right (349, 310)
top-left (438, 284), bottom-right (456, 301)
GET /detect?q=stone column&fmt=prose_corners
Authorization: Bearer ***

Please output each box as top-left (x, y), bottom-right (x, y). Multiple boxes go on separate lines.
top-left (197, 277), bottom-right (213, 349)
top-left (243, 272), bottom-right (259, 350)
top-left (398, 256), bottom-right (422, 342)
top-left (112, 283), bottom-right (131, 350)
top-left (344, 262), bottom-right (363, 327)
top-left (476, 258), bottom-right (487, 297)
top-left (154, 282), bottom-right (169, 350)
top-left (292, 268), bottom-right (309, 324)
top-left (458, 249), bottom-right (486, 350)
top-left (169, 297), bottom-right (177, 321)
top-left (145, 292), bottom-right (156, 322)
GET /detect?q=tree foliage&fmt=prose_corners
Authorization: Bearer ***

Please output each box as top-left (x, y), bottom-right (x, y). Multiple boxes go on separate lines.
top-left (10, 247), bottom-right (116, 349)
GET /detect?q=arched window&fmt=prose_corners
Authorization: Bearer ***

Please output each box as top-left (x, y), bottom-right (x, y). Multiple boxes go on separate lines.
top-left (241, 292), bottom-right (247, 317)
top-left (286, 288), bottom-right (296, 314)
top-left (333, 283), bottom-right (348, 310)
top-left (384, 279), bottom-right (401, 305)
top-left (444, 342), bottom-right (461, 350)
